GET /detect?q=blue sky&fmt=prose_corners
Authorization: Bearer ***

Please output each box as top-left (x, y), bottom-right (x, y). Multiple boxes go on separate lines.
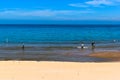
top-left (0, 0), bottom-right (120, 22)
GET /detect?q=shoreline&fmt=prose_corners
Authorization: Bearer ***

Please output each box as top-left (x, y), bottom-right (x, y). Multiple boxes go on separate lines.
top-left (0, 50), bottom-right (120, 62)
top-left (0, 43), bottom-right (120, 62)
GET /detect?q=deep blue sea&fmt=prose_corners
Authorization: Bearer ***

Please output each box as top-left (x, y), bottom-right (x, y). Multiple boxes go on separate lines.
top-left (0, 24), bottom-right (120, 62)
top-left (0, 24), bottom-right (120, 43)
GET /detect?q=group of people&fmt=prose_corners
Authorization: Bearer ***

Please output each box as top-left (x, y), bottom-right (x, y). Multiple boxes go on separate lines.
top-left (5, 38), bottom-right (96, 50)
top-left (80, 41), bottom-right (95, 49)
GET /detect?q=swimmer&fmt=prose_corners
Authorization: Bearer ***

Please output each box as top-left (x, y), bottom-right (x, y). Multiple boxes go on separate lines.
top-left (77, 42), bottom-right (88, 49)
top-left (81, 43), bottom-right (84, 49)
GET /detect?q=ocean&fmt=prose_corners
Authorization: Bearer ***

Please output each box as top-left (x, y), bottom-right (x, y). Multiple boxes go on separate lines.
top-left (0, 24), bottom-right (120, 62)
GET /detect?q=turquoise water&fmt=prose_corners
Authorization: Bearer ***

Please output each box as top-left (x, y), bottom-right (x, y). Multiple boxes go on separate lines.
top-left (0, 24), bottom-right (120, 62)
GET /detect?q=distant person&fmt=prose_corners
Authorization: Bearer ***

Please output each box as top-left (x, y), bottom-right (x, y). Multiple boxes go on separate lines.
top-left (77, 42), bottom-right (88, 49)
top-left (5, 38), bottom-right (9, 46)
top-left (22, 43), bottom-right (25, 50)
top-left (91, 41), bottom-right (95, 49)
top-left (6, 38), bottom-right (9, 43)
top-left (81, 43), bottom-right (84, 49)
top-left (113, 40), bottom-right (116, 43)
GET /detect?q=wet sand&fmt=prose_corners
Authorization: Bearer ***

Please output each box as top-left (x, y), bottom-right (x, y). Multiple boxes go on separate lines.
top-left (0, 61), bottom-right (120, 80)
top-left (0, 45), bottom-right (120, 62)
top-left (89, 51), bottom-right (120, 61)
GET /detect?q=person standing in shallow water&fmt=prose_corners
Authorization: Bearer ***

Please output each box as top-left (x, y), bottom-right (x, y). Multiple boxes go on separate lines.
top-left (91, 41), bottom-right (95, 49)
top-left (22, 43), bottom-right (25, 50)
top-left (81, 42), bottom-right (84, 49)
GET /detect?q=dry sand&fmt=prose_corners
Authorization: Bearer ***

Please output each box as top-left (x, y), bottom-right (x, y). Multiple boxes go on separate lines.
top-left (0, 61), bottom-right (120, 80)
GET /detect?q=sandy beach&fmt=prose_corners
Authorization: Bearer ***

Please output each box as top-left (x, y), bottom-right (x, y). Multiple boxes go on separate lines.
top-left (0, 61), bottom-right (120, 80)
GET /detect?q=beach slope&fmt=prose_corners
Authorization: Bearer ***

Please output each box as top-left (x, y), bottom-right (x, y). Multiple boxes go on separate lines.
top-left (0, 61), bottom-right (120, 80)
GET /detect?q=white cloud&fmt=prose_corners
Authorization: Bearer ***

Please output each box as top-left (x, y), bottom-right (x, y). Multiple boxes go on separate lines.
top-left (69, 3), bottom-right (89, 7)
top-left (86, 0), bottom-right (113, 6)
top-left (115, 0), bottom-right (120, 2)
top-left (0, 10), bottom-right (55, 17)
top-left (0, 9), bottom-right (93, 19)
top-left (69, 0), bottom-right (120, 8)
